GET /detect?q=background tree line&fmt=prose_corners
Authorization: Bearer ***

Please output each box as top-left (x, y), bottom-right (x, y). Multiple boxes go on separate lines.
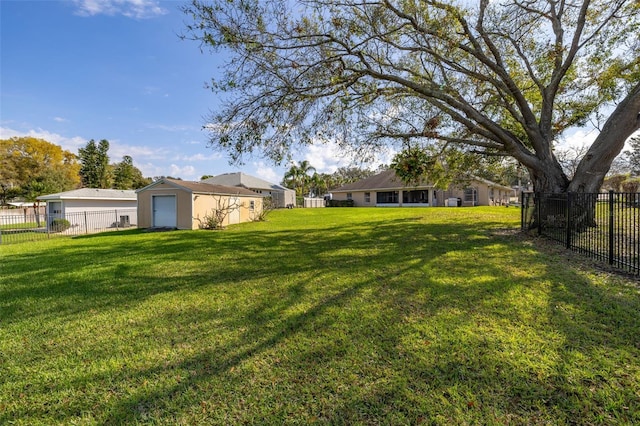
top-left (281, 161), bottom-right (387, 197)
top-left (1, 137), bottom-right (151, 205)
top-left (281, 139), bottom-right (640, 199)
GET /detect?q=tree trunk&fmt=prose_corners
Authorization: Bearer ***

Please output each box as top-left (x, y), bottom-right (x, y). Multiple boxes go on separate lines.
top-left (570, 82), bottom-right (640, 193)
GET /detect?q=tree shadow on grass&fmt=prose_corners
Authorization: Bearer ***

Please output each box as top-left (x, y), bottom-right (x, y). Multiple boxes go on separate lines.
top-left (2, 214), bottom-right (638, 423)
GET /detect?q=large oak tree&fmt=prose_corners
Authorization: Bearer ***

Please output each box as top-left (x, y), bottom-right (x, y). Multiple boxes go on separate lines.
top-left (183, 0), bottom-right (640, 194)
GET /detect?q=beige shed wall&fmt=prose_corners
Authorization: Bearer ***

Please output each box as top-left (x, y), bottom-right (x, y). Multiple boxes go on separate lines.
top-left (137, 183), bottom-right (193, 229)
top-left (192, 194), bottom-right (263, 229)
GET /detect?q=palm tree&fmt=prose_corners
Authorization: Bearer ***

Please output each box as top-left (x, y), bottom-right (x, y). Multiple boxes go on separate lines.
top-left (283, 161), bottom-right (316, 196)
top-left (309, 172), bottom-right (328, 197)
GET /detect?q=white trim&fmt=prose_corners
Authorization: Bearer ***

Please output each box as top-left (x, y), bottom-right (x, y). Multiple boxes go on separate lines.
top-left (39, 196), bottom-right (135, 201)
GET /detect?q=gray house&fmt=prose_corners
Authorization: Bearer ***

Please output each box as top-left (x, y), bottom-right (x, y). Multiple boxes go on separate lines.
top-left (202, 172), bottom-right (296, 208)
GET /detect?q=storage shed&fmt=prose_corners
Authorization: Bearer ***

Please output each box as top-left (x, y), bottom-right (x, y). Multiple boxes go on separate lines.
top-left (136, 178), bottom-right (264, 229)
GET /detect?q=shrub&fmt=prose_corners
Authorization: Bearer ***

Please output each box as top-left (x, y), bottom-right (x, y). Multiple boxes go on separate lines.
top-left (252, 197), bottom-right (275, 222)
top-left (50, 218), bottom-right (71, 232)
top-left (326, 199), bottom-right (354, 207)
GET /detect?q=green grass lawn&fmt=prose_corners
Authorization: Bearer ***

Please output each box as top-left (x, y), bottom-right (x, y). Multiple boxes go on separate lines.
top-left (0, 222), bottom-right (39, 230)
top-left (1, 207), bottom-right (639, 425)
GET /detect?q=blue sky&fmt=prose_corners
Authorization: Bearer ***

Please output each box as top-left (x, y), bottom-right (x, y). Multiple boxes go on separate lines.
top-left (0, 0), bottom-right (357, 183)
top-left (1, 1), bottom-right (634, 185)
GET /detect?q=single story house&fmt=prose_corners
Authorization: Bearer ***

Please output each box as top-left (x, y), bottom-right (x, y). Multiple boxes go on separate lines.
top-left (202, 172), bottom-right (296, 208)
top-left (330, 169), bottom-right (514, 207)
top-left (136, 178), bottom-right (264, 229)
top-left (37, 188), bottom-right (138, 230)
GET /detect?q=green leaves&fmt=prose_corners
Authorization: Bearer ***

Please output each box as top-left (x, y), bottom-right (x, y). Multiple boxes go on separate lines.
top-left (78, 139), bottom-right (111, 189)
top-left (0, 137), bottom-right (81, 200)
top-left (183, 0), bottom-right (640, 193)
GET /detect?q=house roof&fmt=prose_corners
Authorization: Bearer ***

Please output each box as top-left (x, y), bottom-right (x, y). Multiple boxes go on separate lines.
top-left (137, 178), bottom-right (264, 197)
top-left (37, 188), bottom-right (137, 201)
top-left (471, 177), bottom-right (516, 192)
top-left (331, 169), bottom-right (514, 193)
top-left (331, 169), bottom-right (431, 192)
top-left (202, 172), bottom-right (292, 192)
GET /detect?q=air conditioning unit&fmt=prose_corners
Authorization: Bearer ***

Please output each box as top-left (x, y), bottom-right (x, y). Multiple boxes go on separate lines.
top-left (119, 215), bottom-right (130, 227)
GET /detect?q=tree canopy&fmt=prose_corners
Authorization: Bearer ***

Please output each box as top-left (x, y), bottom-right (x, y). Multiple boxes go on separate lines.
top-left (0, 137), bottom-right (80, 203)
top-left (624, 135), bottom-right (640, 177)
top-left (112, 155), bottom-right (151, 190)
top-left (183, 0), bottom-right (640, 194)
top-left (78, 139), bottom-right (111, 189)
top-left (282, 160), bottom-right (317, 196)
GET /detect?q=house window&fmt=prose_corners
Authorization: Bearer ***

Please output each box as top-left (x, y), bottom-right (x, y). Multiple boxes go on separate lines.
top-left (376, 191), bottom-right (398, 204)
top-left (403, 190), bottom-right (429, 204)
top-left (347, 193), bottom-right (353, 200)
top-left (364, 192), bottom-right (370, 203)
top-left (249, 200), bottom-right (255, 211)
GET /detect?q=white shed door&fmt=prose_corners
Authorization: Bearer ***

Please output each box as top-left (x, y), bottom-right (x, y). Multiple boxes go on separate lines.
top-left (153, 195), bottom-right (176, 228)
top-left (228, 197), bottom-right (240, 224)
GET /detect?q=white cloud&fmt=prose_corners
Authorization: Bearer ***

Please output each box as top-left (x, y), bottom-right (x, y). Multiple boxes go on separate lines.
top-left (557, 128), bottom-right (639, 153)
top-left (180, 153), bottom-right (223, 161)
top-left (71, 0), bottom-right (167, 19)
top-left (0, 126), bottom-right (171, 162)
top-left (556, 128), bottom-right (598, 149)
top-left (170, 164), bottom-right (197, 178)
top-left (136, 162), bottom-right (172, 178)
top-left (146, 123), bottom-right (195, 132)
top-left (252, 161), bottom-right (279, 183)
top-left (301, 143), bottom-right (352, 174)
top-left (109, 143), bottom-right (171, 161)
top-left (300, 141), bottom-right (394, 174)
top-left (0, 126), bottom-right (87, 152)
top-left (53, 117), bottom-right (69, 123)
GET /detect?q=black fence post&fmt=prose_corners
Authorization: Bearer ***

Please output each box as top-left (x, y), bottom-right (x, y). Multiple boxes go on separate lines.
top-left (536, 192), bottom-right (542, 235)
top-left (520, 191), bottom-right (525, 230)
top-left (609, 190), bottom-right (614, 266)
top-left (566, 192), bottom-right (573, 249)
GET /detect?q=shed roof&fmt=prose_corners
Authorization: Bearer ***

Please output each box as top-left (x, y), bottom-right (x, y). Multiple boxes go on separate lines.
top-left (137, 178), bottom-right (264, 197)
top-left (37, 188), bottom-right (137, 201)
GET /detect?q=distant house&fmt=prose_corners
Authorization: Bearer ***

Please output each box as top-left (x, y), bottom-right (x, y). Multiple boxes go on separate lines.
top-left (37, 188), bottom-right (138, 229)
top-left (330, 169), bottom-right (514, 207)
top-left (202, 172), bottom-right (296, 208)
top-left (136, 178), bottom-right (264, 229)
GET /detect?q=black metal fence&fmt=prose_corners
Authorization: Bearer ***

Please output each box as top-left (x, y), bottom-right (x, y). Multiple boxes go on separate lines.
top-left (522, 191), bottom-right (639, 276)
top-left (0, 209), bottom-right (137, 245)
